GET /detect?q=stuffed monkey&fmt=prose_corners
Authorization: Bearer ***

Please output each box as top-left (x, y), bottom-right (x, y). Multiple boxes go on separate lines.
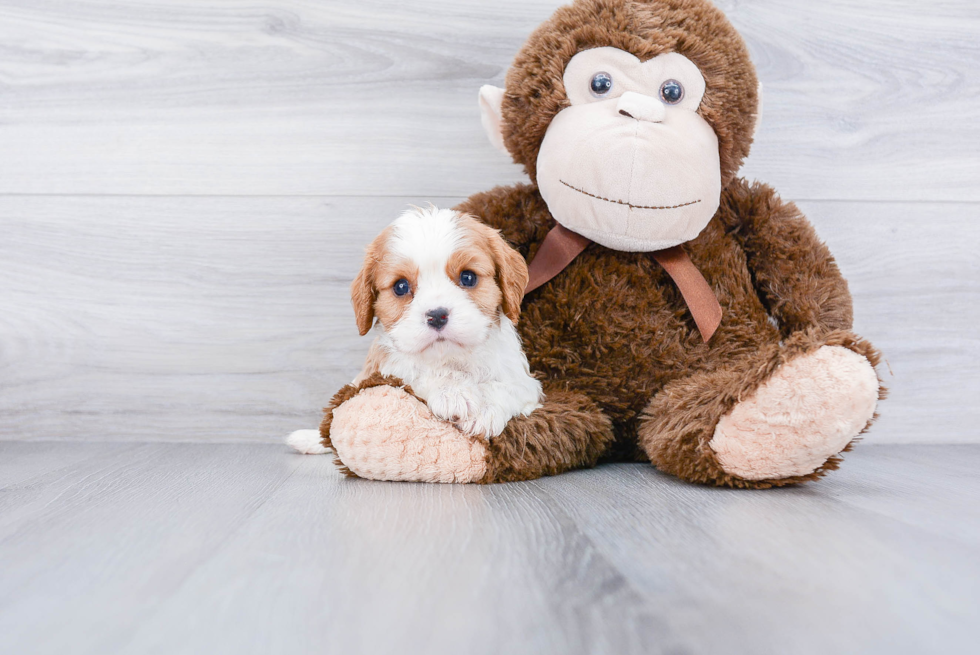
top-left (320, 0), bottom-right (884, 488)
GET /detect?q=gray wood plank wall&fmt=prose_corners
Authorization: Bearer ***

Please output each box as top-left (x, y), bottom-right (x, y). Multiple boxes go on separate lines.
top-left (1, 0), bottom-right (978, 444)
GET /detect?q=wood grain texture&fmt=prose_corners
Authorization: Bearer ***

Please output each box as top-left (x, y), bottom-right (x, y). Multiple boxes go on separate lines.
top-left (0, 195), bottom-right (402, 443)
top-left (799, 199), bottom-right (980, 443)
top-left (1, 196), bottom-right (977, 444)
top-left (0, 0), bottom-right (977, 200)
top-left (0, 443), bottom-right (301, 654)
top-left (0, 1), bottom-right (977, 445)
top-left (0, 442), bottom-right (977, 654)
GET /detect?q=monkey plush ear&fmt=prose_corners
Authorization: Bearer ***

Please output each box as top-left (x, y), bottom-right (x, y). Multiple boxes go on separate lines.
top-left (753, 80), bottom-right (764, 141)
top-left (479, 85), bottom-right (509, 155)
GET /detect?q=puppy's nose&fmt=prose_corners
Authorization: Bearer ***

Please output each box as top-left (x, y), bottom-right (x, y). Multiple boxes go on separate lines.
top-left (426, 308), bottom-right (450, 331)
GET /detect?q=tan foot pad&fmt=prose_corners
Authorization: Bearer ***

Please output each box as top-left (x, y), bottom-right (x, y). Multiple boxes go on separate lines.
top-left (710, 346), bottom-right (879, 481)
top-left (330, 385), bottom-right (488, 483)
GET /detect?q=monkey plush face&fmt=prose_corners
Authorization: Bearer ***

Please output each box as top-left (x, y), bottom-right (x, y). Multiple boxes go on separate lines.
top-left (479, 0), bottom-right (760, 253)
top-left (534, 47), bottom-right (721, 252)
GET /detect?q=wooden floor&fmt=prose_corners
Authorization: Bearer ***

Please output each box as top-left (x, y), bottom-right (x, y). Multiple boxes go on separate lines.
top-left (1, 442), bottom-right (977, 655)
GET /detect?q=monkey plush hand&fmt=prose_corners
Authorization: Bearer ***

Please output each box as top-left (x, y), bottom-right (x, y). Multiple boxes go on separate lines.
top-left (322, 0), bottom-right (883, 488)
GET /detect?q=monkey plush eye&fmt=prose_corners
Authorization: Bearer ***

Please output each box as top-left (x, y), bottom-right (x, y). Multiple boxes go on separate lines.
top-left (393, 279), bottom-right (411, 296)
top-left (660, 79), bottom-right (684, 104)
top-left (459, 270), bottom-right (478, 288)
top-left (590, 72), bottom-right (614, 97)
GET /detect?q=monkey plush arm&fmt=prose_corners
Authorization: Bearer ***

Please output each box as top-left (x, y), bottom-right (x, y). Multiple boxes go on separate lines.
top-left (720, 179), bottom-right (854, 337)
top-left (321, 374), bottom-right (615, 483)
top-left (454, 183), bottom-right (554, 258)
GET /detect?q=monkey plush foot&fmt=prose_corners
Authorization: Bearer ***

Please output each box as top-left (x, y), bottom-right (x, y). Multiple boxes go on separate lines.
top-left (328, 384), bottom-right (489, 483)
top-left (709, 346), bottom-right (879, 481)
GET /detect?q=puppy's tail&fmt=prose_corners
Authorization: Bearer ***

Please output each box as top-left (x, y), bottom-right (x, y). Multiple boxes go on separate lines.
top-left (286, 429), bottom-right (330, 455)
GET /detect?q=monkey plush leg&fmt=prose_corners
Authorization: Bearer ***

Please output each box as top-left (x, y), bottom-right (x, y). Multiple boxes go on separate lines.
top-left (322, 374), bottom-right (614, 483)
top-left (638, 330), bottom-right (883, 488)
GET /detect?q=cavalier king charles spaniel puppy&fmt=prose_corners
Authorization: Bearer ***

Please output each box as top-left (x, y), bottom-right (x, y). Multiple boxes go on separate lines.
top-left (289, 207), bottom-right (542, 454)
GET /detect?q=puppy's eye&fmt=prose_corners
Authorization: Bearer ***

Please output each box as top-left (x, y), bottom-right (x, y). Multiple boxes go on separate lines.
top-left (393, 279), bottom-right (411, 296)
top-left (660, 79), bottom-right (684, 105)
top-left (590, 72), bottom-right (613, 98)
top-left (459, 270), bottom-right (478, 288)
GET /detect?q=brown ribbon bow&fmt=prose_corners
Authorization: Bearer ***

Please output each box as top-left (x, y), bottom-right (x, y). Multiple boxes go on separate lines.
top-left (525, 224), bottom-right (723, 342)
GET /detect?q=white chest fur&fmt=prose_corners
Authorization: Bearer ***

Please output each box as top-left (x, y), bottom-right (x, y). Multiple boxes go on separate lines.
top-left (370, 313), bottom-right (542, 438)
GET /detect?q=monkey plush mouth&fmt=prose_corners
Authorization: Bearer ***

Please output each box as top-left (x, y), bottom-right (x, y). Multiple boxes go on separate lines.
top-left (560, 180), bottom-right (702, 211)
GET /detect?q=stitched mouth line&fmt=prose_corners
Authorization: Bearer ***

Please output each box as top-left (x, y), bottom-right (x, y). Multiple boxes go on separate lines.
top-left (560, 180), bottom-right (701, 211)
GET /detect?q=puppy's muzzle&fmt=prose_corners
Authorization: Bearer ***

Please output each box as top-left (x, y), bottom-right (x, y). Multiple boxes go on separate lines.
top-left (425, 307), bottom-right (450, 331)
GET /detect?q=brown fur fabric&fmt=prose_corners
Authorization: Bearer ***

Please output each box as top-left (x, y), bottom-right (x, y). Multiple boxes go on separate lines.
top-left (479, 388), bottom-right (616, 483)
top-left (502, 0), bottom-right (759, 187)
top-left (455, 177), bottom-right (884, 488)
top-left (639, 328), bottom-right (884, 488)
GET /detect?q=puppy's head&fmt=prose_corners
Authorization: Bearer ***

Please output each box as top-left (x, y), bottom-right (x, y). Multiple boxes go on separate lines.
top-left (351, 207), bottom-right (528, 355)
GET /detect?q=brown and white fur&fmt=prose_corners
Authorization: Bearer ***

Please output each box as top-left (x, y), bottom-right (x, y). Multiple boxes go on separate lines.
top-left (288, 207), bottom-right (542, 455)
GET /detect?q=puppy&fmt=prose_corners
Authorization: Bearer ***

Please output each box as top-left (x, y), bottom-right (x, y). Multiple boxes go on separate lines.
top-left (288, 206), bottom-right (542, 454)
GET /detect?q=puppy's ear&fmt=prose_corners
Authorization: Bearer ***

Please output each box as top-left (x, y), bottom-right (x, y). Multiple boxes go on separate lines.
top-left (350, 270), bottom-right (375, 336)
top-left (351, 240), bottom-right (381, 336)
top-left (488, 228), bottom-right (529, 324)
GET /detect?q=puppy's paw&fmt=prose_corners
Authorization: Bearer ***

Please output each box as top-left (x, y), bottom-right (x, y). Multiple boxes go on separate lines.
top-left (519, 400), bottom-right (543, 417)
top-left (456, 405), bottom-right (510, 440)
top-left (427, 386), bottom-right (480, 424)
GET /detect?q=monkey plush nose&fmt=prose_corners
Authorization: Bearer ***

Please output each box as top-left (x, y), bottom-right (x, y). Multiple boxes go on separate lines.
top-left (617, 91), bottom-right (666, 123)
top-left (426, 308), bottom-right (450, 330)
